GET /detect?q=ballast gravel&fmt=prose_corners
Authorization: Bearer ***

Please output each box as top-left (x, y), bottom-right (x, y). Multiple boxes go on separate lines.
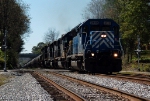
top-left (58, 72), bottom-right (150, 100)
top-left (0, 73), bottom-right (53, 101)
top-left (42, 72), bottom-right (129, 101)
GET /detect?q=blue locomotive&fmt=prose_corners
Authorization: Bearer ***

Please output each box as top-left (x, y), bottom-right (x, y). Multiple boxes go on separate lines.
top-left (24, 19), bottom-right (123, 74)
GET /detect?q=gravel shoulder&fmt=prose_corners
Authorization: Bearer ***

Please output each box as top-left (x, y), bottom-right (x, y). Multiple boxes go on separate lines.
top-left (58, 71), bottom-right (150, 100)
top-left (0, 71), bottom-right (53, 101)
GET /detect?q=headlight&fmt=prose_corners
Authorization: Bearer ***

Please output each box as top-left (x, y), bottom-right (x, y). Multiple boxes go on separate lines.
top-left (91, 53), bottom-right (94, 56)
top-left (101, 34), bottom-right (107, 38)
top-left (113, 53), bottom-right (118, 57)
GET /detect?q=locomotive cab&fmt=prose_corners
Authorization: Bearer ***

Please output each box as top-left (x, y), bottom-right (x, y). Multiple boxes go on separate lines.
top-left (83, 20), bottom-right (122, 73)
top-left (70, 19), bottom-right (123, 73)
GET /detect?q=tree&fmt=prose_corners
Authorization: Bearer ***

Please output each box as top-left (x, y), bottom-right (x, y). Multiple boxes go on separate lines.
top-left (82, 0), bottom-right (106, 19)
top-left (120, 0), bottom-right (150, 62)
top-left (83, 0), bottom-right (122, 22)
top-left (103, 0), bottom-right (121, 23)
top-left (0, 0), bottom-right (30, 68)
top-left (43, 28), bottom-right (59, 44)
top-left (32, 42), bottom-right (45, 54)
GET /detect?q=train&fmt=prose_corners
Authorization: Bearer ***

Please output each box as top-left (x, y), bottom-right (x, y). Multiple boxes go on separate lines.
top-left (24, 19), bottom-right (123, 74)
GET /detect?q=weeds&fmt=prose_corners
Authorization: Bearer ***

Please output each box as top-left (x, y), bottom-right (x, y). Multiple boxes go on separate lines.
top-left (0, 74), bottom-right (9, 86)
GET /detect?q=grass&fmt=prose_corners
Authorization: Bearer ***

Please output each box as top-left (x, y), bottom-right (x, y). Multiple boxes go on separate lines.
top-left (0, 74), bottom-right (9, 86)
top-left (122, 52), bottom-right (150, 72)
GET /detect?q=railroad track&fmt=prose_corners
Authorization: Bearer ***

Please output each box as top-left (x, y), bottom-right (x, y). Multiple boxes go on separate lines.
top-left (32, 71), bottom-right (149, 101)
top-left (31, 71), bottom-right (85, 101)
top-left (97, 73), bottom-right (150, 85)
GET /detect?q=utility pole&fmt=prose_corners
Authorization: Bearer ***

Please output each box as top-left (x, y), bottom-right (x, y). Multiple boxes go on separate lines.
top-left (3, 30), bottom-right (7, 72)
top-left (134, 35), bottom-right (141, 71)
top-left (2, 0), bottom-right (8, 72)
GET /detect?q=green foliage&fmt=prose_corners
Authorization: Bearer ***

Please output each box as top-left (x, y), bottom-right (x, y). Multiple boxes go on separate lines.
top-left (140, 59), bottom-right (150, 63)
top-left (117, 0), bottom-right (150, 62)
top-left (7, 50), bottom-right (18, 68)
top-left (0, 58), bottom-right (4, 69)
top-left (143, 65), bottom-right (150, 72)
top-left (120, 0), bottom-right (150, 44)
top-left (0, 0), bottom-right (30, 69)
top-left (0, 50), bottom-right (4, 69)
top-left (0, 51), bottom-right (4, 63)
top-left (32, 42), bottom-right (45, 54)
top-left (141, 50), bottom-right (150, 55)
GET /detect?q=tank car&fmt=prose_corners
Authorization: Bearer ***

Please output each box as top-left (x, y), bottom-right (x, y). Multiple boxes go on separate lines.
top-left (23, 54), bottom-right (42, 68)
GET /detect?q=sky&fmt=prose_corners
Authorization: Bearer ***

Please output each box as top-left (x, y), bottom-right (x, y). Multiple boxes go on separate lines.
top-left (22, 0), bottom-right (91, 53)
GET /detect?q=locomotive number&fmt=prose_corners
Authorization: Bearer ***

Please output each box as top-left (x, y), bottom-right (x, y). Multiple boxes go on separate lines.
top-left (104, 21), bottom-right (111, 25)
top-left (90, 21), bottom-right (99, 25)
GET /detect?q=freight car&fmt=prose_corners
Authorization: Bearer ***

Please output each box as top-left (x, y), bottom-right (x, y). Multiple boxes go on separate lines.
top-left (25, 19), bottom-right (123, 74)
top-left (23, 54), bottom-right (42, 68)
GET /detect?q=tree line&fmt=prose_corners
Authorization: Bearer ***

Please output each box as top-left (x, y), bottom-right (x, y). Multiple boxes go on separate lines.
top-left (0, 0), bottom-right (30, 69)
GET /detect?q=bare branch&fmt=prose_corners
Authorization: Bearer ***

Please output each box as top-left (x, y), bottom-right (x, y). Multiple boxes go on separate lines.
top-left (82, 0), bottom-right (106, 20)
top-left (43, 28), bottom-right (59, 44)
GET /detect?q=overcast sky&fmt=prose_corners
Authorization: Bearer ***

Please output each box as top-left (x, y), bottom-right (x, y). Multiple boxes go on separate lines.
top-left (22, 0), bottom-right (91, 53)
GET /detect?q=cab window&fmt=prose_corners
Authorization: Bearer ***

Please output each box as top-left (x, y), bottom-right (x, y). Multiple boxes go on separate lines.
top-left (83, 26), bottom-right (88, 33)
top-left (101, 26), bottom-right (111, 31)
top-left (91, 25), bottom-right (100, 31)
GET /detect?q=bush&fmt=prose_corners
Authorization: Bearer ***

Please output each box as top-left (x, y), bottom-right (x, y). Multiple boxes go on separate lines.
top-left (141, 50), bottom-right (150, 55)
top-left (139, 59), bottom-right (150, 63)
top-left (144, 67), bottom-right (150, 72)
top-left (142, 65), bottom-right (150, 72)
top-left (0, 58), bottom-right (4, 70)
top-left (0, 58), bottom-right (4, 63)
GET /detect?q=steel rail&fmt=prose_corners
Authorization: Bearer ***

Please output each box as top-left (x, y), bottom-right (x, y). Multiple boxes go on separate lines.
top-left (50, 72), bottom-right (149, 101)
top-left (34, 72), bottom-right (85, 101)
top-left (98, 74), bottom-right (150, 85)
